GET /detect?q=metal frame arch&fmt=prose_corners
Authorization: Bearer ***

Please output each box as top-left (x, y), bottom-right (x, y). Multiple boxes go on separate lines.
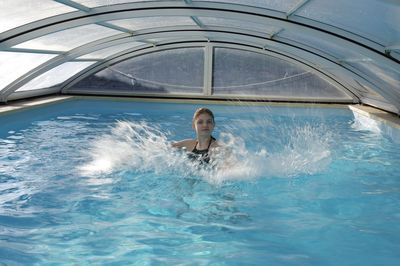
top-left (58, 41), bottom-right (358, 101)
top-left (184, 0), bottom-right (393, 56)
top-left (0, 3), bottom-right (395, 68)
top-left (0, 32), bottom-right (133, 101)
top-left (1, 28), bottom-right (261, 100)
top-left (1, 3), bottom-right (398, 99)
top-left (0, 1), bottom-right (393, 60)
top-left (0, 27), bottom-right (336, 100)
top-left (0, 2), bottom-right (398, 109)
top-left (4, 31), bottom-right (392, 104)
top-left (63, 38), bottom-right (354, 97)
top-left (1, 2), bottom-right (398, 100)
top-left (3, 28), bottom-right (399, 109)
top-left (61, 37), bottom-right (399, 109)
top-left (62, 42), bottom-right (207, 93)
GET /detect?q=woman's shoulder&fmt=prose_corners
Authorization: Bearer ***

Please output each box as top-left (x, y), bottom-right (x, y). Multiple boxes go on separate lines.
top-left (210, 139), bottom-right (222, 150)
top-left (172, 139), bottom-right (196, 149)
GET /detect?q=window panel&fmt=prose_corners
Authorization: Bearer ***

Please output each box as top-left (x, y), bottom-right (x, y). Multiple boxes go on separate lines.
top-left (0, 52), bottom-right (56, 91)
top-left (349, 60), bottom-right (400, 91)
top-left (16, 62), bottom-right (96, 91)
top-left (108, 17), bottom-right (197, 32)
top-left (74, 0), bottom-right (155, 8)
top-left (195, 0), bottom-right (301, 12)
top-left (78, 42), bottom-right (145, 59)
top-left (212, 48), bottom-right (351, 99)
top-left (71, 48), bottom-right (204, 94)
top-left (198, 17), bottom-right (280, 35)
top-left (295, 0), bottom-right (400, 47)
top-left (14, 25), bottom-right (121, 52)
top-left (0, 0), bottom-right (76, 33)
top-left (356, 81), bottom-right (398, 113)
top-left (279, 30), bottom-right (360, 60)
top-left (357, 81), bottom-right (389, 100)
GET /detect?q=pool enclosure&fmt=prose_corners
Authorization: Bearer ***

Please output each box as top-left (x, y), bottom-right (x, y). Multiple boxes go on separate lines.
top-left (0, 0), bottom-right (399, 114)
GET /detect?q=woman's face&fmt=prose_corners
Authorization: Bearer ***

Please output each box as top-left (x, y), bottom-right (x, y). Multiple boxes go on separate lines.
top-left (193, 113), bottom-right (214, 137)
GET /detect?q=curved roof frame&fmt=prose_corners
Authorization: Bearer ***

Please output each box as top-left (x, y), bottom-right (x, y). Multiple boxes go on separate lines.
top-left (60, 41), bottom-right (358, 102)
top-left (0, 40), bottom-right (392, 106)
top-left (2, 29), bottom-right (395, 105)
top-left (59, 39), bottom-right (391, 105)
top-left (1, 29), bottom-right (367, 103)
top-left (0, 1), bottom-right (399, 109)
top-left (1, 1), bottom-right (397, 58)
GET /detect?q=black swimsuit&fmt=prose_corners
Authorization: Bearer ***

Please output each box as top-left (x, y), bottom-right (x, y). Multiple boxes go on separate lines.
top-left (188, 136), bottom-right (216, 164)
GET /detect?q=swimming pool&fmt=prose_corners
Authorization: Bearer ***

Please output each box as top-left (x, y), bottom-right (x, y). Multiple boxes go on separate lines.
top-left (1, 98), bottom-right (399, 265)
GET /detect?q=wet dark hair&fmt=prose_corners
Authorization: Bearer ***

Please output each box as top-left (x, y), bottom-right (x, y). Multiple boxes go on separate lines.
top-left (192, 108), bottom-right (215, 124)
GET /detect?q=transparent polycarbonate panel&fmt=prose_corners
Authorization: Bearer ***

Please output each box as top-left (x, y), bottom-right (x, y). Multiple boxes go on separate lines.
top-left (78, 42), bottom-right (145, 59)
top-left (108, 17), bottom-right (197, 32)
top-left (213, 48), bottom-right (350, 99)
top-left (357, 81), bottom-right (398, 113)
top-left (0, 52), bottom-right (56, 91)
top-left (17, 62), bottom-right (96, 92)
top-left (279, 30), bottom-right (361, 60)
top-left (14, 25), bottom-right (121, 52)
top-left (74, 0), bottom-right (156, 8)
top-left (362, 98), bottom-right (399, 114)
top-left (198, 17), bottom-right (280, 35)
top-left (295, 0), bottom-right (400, 46)
top-left (195, 0), bottom-right (301, 12)
top-left (349, 60), bottom-right (400, 90)
top-left (71, 48), bottom-right (204, 94)
top-left (0, 0), bottom-right (76, 33)
top-left (357, 81), bottom-right (390, 100)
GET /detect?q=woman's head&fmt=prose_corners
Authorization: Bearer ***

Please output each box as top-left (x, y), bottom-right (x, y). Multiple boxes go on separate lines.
top-left (192, 108), bottom-right (215, 124)
top-left (192, 108), bottom-right (215, 136)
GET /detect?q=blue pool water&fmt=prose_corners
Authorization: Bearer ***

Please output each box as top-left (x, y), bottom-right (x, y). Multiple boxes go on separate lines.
top-left (0, 98), bottom-right (399, 265)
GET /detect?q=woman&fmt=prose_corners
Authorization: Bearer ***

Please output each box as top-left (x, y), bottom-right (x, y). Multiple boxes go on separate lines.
top-left (172, 107), bottom-right (220, 164)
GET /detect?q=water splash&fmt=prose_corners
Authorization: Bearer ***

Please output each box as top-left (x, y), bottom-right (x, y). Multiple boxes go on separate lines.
top-left (209, 125), bottom-right (332, 183)
top-left (79, 120), bottom-right (181, 175)
top-left (79, 120), bottom-right (333, 185)
top-left (262, 125), bottom-right (332, 177)
top-left (351, 111), bottom-right (381, 135)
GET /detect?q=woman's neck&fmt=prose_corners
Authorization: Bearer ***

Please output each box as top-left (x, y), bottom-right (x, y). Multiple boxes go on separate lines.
top-left (196, 135), bottom-right (212, 150)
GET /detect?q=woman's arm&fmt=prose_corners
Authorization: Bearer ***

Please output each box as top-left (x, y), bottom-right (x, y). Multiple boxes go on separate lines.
top-left (172, 139), bottom-right (195, 150)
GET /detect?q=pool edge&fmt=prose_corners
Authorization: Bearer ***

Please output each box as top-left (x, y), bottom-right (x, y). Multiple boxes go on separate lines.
top-left (0, 95), bottom-right (74, 115)
top-left (69, 95), bottom-right (352, 108)
top-left (2, 95), bottom-right (399, 129)
top-left (349, 105), bottom-right (400, 129)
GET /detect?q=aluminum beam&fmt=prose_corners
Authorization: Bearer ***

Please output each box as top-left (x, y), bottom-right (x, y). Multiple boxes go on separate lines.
top-left (203, 43), bottom-right (213, 96)
top-left (286, 0), bottom-right (310, 19)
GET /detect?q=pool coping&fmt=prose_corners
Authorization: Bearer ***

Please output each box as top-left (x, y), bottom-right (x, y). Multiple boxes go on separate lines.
top-left (1, 95), bottom-right (399, 128)
top-left (349, 105), bottom-right (400, 129)
top-left (0, 95), bottom-right (74, 116)
top-left (68, 95), bottom-right (353, 108)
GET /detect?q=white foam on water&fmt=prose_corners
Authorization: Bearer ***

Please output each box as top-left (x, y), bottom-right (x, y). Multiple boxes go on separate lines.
top-left (207, 125), bottom-right (332, 184)
top-left (261, 125), bottom-right (332, 178)
top-left (80, 121), bottom-right (177, 175)
top-left (351, 111), bottom-right (381, 134)
top-left (79, 120), bottom-right (333, 185)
